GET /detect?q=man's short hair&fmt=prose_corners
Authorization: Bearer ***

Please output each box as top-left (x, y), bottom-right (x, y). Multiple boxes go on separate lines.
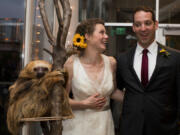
top-left (133, 6), bottom-right (156, 23)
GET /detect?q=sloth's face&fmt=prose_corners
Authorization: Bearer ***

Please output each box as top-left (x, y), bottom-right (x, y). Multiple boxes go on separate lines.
top-left (19, 60), bottom-right (52, 79)
top-left (33, 66), bottom-right (49, 78)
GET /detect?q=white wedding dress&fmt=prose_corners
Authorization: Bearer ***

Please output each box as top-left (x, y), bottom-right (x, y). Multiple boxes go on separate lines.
top-left (62, 54), bottom-right (115, 135)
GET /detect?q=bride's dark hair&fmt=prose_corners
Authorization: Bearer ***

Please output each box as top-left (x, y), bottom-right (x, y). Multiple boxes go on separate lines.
top-left (75, 18), bottom-right (104, 37)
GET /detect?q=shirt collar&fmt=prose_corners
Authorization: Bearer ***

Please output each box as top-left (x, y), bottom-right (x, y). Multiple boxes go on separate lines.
top-left (136, 41), bottom-right (158, 55)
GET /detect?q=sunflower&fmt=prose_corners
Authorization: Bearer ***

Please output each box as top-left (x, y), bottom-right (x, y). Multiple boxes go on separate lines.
top-left (80, 43), bottom-right (87, 48)
top-left (159, 48), bottom-right (170, 57)
top-left (160, 48), bottom-right (166, 53)
top-left (73, 33), bottom-right (87, 48)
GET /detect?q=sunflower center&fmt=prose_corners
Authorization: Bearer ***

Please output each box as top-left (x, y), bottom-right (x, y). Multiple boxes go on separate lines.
top-left (77, 38), bottom-right (81, 42)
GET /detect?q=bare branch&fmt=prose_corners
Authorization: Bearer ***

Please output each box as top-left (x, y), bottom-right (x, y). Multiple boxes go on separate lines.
top-left (43, 48), bottom-right (53, 56)
top-left (39, 0), bottom-right (71, 69)
top-left (39, 0), bottom-right (56, 46)
top-left (53, 0), bottom-right (63, 28)
top-left (59, 0), bottom-right (72, 47)
top-left (48, 39), bottom-right (56, 47)
top-left (53, 0), bottom-right (63, 45)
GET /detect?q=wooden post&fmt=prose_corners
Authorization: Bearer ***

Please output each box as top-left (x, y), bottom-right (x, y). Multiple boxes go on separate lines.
top-left (21, 122), bottom-right (42, 135)
top-left (20, 116), bottom-right (72, 135)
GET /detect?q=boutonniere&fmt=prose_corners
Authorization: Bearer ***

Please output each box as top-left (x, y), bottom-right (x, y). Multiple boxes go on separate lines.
top-left (159, 48), bottom-right (170, 57)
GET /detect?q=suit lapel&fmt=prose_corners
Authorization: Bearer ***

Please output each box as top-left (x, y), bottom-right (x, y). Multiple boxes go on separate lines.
top-left (147, 43), bottom-right (167, 88)
top-left (128, 46), bottom-right (144, 90)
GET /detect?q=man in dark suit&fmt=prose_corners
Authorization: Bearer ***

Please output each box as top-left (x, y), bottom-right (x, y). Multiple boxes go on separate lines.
top-left (116, 6), bottom-right (180, 135)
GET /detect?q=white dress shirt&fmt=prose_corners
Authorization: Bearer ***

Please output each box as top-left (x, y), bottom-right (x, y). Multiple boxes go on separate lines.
top-left (133, 41), bottom-right (158, 81)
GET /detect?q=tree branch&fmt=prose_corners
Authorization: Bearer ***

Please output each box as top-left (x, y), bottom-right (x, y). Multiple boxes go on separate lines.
top-left (53, 0), bottom-right (63, 46)
top-left (43, 48), bottom-right (53, 56)
top-left (39, 0), bottom-right (56, 46)
top-left (53, 0), bottom-right (63, 29)
top-left (59, 0), bottom-right (72, 47)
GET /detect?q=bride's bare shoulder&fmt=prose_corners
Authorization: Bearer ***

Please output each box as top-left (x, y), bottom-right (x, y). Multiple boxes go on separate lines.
top-left (108, 56), bottom-right (116, 66)
top-left (64, 55), bottom-right (76, 71)
top-left (107, 56), bottom-right (117, 71)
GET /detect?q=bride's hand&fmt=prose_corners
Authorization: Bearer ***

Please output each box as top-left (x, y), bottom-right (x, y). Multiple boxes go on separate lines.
top-left (82, 93), bottom-right (106, 109)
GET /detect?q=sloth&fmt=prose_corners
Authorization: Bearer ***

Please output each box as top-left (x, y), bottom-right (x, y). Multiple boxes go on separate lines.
top-left (7, 60), bottom-right (73, 135)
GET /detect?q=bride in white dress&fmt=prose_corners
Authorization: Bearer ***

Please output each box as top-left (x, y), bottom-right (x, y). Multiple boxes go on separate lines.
top-left (63, 18), bottom-right (124, 135)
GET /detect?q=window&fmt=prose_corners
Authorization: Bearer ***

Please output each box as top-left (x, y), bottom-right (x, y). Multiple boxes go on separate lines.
top-left (0, 0), bottom-right (25, 134)
top-left (79, 0), bottom-right (155, 22)
top-left (159, 0), bottom-right (180, 23)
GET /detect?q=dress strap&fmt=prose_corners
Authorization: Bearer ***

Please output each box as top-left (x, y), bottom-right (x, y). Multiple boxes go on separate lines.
top-left (72, 55), bottom-right (79, 78)
top-left (101, 54), bottom-right (111, 72)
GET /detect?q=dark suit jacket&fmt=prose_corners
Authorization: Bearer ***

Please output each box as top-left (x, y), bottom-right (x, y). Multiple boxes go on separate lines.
top-left (116, 42), bottom-right (180, 135)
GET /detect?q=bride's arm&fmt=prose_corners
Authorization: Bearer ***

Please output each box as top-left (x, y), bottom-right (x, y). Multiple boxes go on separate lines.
top-left (111, 89), bottom-right (124, 102)
top-left (64, 56), bottom-right (106, 110)
top-left (109, 56), bottom-right (124, 102)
